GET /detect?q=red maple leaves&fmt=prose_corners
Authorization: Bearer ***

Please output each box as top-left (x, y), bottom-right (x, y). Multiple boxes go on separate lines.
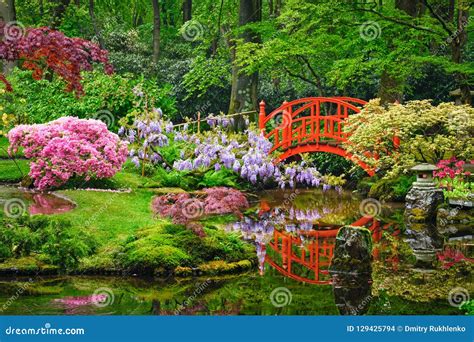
top-left (0, 24), bottom-right (113, 96)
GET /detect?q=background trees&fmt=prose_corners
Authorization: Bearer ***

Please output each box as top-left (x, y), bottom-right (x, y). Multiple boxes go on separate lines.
top-left (1, 0), bottom-right (473, 124)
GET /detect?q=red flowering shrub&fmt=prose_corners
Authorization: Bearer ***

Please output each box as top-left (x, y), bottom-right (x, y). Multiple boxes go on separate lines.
top-left (0, 25), bottom-right (113, 95)
top-left (202, 187), bottom-right (249, 217)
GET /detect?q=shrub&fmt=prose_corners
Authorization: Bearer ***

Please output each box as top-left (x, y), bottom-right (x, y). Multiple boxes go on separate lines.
top-left (0, 69), bottom-right (176, 128)
top-left (8, 117), bottom-right (128, 190)
top-left (0, 215), bottom-right (97, 270)
top-left (119, 221), bottom-right (253, 273)
top-left (343, 100), bottom-right (474, 178)
top-left (151, 187), bottom-right (249, 231)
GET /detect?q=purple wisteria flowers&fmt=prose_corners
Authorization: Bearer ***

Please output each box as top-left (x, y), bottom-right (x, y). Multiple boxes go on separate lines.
top-left (121, 114), bottom-right (330, 189)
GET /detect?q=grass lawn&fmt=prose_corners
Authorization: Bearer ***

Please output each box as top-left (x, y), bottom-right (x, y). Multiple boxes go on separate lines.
top-left (0, 159), bottom-right (29, 182)
top-left (57, 188), bottom-right (156, 243)
top-left (0, 158), bottom-right (255, 274)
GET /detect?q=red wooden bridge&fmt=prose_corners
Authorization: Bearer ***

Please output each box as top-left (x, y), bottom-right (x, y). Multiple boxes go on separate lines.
top-left (258, 97), bottom-right (376, 175)
top-left (262, 217), bottom-right (399, 284)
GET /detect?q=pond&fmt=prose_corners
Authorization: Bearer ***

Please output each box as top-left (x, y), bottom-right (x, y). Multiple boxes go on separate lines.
top-left (0, 185), bottom-right (75, 216)
top-left (0, 188), bottom-right (467, 315)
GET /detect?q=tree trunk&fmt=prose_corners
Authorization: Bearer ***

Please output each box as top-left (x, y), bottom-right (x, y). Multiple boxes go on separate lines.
top-left (51, 0), bottom-right (71, 29)
top-left (395, 0), bottom-right (424, 17)
top-left (275, 0), bottom-right (282, 16)
top-left (183, 0), bottom-right (192, 22)
top-left (1, 0), bottom-right (17, 76)
top-left (89, 0), bottom-right (104, 48)
top-left (152, 0), bottom-right (161, 63)
top-left (228, 0), bottom-right (261, 129)
top-left (378, 0), bottom-right (423, 104)
top-left (452, 5), bottom-right (471, 104)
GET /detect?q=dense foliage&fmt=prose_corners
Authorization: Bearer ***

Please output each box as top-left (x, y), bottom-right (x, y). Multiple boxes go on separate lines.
top-left (0, 70), bottom-right (176, 131)
top-left (0, 215), bottom-right (97, 270)
top-left (151, 187), bottom-right (249, 236)
top-left (343, 100), bottom-right (474, 178)
top-left (0, 26), bottom-right (112, 95)
top-left (8, 117), bottom-right (128, 190)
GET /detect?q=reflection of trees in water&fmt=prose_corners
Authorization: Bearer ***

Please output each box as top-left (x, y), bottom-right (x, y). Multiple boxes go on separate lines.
top-left (258, 189), bottom-right (361, 224)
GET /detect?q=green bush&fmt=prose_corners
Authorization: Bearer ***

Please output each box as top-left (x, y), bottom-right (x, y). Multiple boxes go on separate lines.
top-left (119, 221), bottom-right (254, 273)
top-left (0, 215), bottom-right (97, 270)
top-left (368, 175), bottom-right (415, 201)
top-left (1, 69), bottom-right (177, 130)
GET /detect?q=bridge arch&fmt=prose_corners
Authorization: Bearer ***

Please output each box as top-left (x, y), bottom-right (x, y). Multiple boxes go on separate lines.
top-left (258, 97), bottom-right (376, 175)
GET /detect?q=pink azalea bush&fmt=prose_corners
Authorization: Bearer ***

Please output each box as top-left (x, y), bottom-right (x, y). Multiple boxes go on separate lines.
top-left (8, 117), bottom-right (128, 190)
top-left (151, 187), bottom-right (249, 236)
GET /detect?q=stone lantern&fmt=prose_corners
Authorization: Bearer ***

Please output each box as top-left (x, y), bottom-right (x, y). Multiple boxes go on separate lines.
top-left (411, 163), bottom-right (438, 189)
top-left (404, 163), bottom-right (444, 268)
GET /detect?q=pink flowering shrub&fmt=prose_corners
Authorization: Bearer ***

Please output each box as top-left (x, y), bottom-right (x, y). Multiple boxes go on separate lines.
top-left (151, 187), bottom-right (249, 236)
top-left (436, 247), bottom-right (474, 269)
top-left (8, 117), bottom-right (128, 190)
top-left (434, 157), bottom-right (472, 179)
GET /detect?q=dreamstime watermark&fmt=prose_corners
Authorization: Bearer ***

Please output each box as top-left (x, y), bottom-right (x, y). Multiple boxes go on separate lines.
top-left (448, 287), bottom-right (470, 308)
top-left (3, 20), bottom-right (25, 41)
top-left (273, 110), bottom-right (292, 130)
top-left (359, 198), bottom-right (381, 218)
top-left (84, 192), bottom-right (119, 228)
top-left (434, 17), bottom-right (469, 55)
top-left (91, 287), bottom-right (115, 308)
top-left (282, 188), bottom-right (300, 207)
top-left (270, 287), bottom-right (292, 308)
top-left (350, 294), bottom-right (373, 315)
top-left (93, 109), bottom-right (115, 129)
top-left (174, 279), bottom-right (211, 314)
top-left (359, 21), bottom-right (381, 41)
top-left (181, 20), bottom-right (205, 42)
top-left (5, 323), bottom-right (85, 336)
top-left (181, 198), bottom-right (204, 219)
top-left (3, 198), bottom-right (26, 218)
top-left (0, 278), bottom-right (33, 313)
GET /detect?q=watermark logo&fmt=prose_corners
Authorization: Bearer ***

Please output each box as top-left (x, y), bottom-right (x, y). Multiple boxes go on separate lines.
top-left (181, 199), bottom-right (204, 219)
top-left (93, 110), bottom-right (115, 130)
top-left (270, 287), bottom-right (292, 307)
top-left (3, 198), bottom-right (26, 218)
top-left (359, 198), bottom-right (381, 218)
top-left (274, 110), bottom-right (292, 130)
top-left (448, 287), bottom-right (470, 308)
top-left (92, 288), bottom-right (115, 308)
top-left (181, 20), bottom-right (204, 42)
top-left (3, 21), bottom-right (25, 41)
top-left (359, 21), bottom-right (381, 41)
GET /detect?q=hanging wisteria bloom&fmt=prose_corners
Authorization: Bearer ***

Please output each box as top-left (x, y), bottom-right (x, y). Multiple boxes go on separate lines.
top-left (121, 107), bottom-right (339, 189)
top-left (120, 115), bottom-right (174, 170)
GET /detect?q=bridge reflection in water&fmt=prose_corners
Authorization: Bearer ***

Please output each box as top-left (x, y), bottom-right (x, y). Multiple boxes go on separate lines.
top-left (227, 213), bottom-right (400, 285)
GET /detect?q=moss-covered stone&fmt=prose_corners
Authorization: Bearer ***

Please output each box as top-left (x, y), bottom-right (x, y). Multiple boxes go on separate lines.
top-left (0, 256), bottom-right (59, 276)
top-left (329, 226), bottom-right (372, 275)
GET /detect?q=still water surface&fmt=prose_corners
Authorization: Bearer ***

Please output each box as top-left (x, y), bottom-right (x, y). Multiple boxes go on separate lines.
top-left (0, 188), bottom-right (463, 315)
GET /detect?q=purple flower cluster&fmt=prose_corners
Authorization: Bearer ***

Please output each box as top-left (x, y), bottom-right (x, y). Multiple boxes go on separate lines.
top-left (120, 110), bottom-right (329, 189)
top-left (120, 116), bottom-right (173, 168)
top-left (172, 126), bottom-right (327, 189)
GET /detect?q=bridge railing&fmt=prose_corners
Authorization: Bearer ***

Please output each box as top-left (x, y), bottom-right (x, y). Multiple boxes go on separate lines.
top-left (264, 217), bottom-right (399, 284)
top-left (259, 97), bottom-right (367, 153)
